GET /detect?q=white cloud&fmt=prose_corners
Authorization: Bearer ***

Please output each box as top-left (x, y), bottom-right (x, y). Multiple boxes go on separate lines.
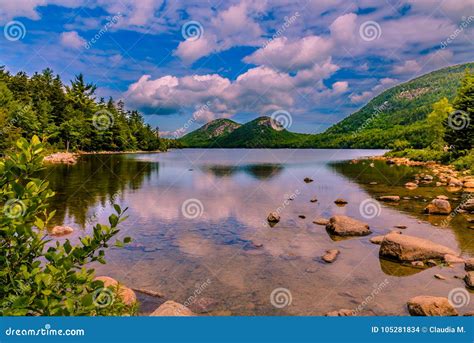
top-left (60, 31), bottom-right (86, 49)
top-left (350, 77), bottom-right (397, 103)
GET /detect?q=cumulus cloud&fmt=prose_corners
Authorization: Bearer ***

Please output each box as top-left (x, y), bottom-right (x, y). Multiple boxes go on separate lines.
top-left (60, 31), bottom-right (86, 49)
top-left (350, 78), bottom-right (397, 103)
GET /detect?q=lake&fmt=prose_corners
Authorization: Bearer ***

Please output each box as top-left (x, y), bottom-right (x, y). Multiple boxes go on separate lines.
top-left (43, 149), bottom-right (474, 315)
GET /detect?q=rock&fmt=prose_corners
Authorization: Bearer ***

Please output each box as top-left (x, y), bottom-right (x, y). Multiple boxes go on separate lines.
top-left (464, 271), bottom-right (474, 289)
top-left (434, 274), bottom-right (446, 280)
top-left (411, 261), bottom-right (424, 268)
top-left (325, 309), bottom-right (354, 316)
top-left (423, 175), bottom-right (434, 181)
top-left (465, 258), bottom-right (474, 271)
top-left (44, 152), bottom-right (78, 165)
top-left (436, 195), bottom-right (449, 200)
top-left (94, 276), bottom-right (136, 306)
top-left (304, 177), bottom-right (314, 183)
top-left (461, 199), bottom-right (474, 212)
top-left (424, 199), bottom-right (451, 215)
top-left (150, 300), bottom-right (195, 316)
top-left (370, 182), bottom-right (378, 185)
top-left (448, 177), bottom-right (463, 187)
top-left (334, 198), bottom-right (348, 205)
top-left (370, 235), bottom-right (385, 245)
top-left (189, 297), bottom-right (218, 313)
top-left (405, 182), bottom-right (418, 189)
top-left (394, 225), bottom-right (407, 229)
top-left (50, 225), bottom-right (74, 236)
top-left (252, 241), bottom-right (263, 248)
top-left (407, 296), bottom-right (458, 316)
top-left (313, 218), bottom-right (329, 225)
top-left (379, 196), bottom-right (400, 202)
top-left (444, 254), bottom-right (465, 264)
top-left (464, 311), bottom-right (474, 316)
top-left (379, 233), bottom-right (458, 262)
top-left (298, 215), bottom-right (306, 219)
top-left (322, 249), bottom-right (340, 263)
top-left (426, 260), bottom-right (438, 267)
top-left (464, 181), bottom-right (474, 188)
top-left (310, 197), bottom-right (318, 203)
top-left (267, 212), bottom-right (280, 223)
top-left (326, 215), bottom-right (371, 237)
top-left (305, 267), bottom-right (318, 273)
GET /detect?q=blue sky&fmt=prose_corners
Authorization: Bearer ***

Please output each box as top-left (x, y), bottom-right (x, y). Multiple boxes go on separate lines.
top-left (0, 0), bottom-right (473, 136)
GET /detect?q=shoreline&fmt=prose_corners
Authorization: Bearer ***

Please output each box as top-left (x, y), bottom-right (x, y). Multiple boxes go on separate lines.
top-left (43, 150), bottom-right (163, 165)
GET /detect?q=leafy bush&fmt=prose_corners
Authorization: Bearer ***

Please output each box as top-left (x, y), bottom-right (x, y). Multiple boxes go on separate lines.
top-left (0, 136), bottom-right (134, 316)
top-left (452, 150), bottom-right (474, 174)
top-left (385, 148), bottom-right (449, 162)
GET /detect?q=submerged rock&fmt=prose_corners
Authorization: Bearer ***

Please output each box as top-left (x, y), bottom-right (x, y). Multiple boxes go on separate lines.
top-left (310, 197), bottom-right (318, 203)
top-left (379, 233), bottom-right (457, 262)
top-left (150, 300), bottom-right (195, 316)
top-left (322, 249), bottom-right (340, 263)
top-left (325, 309), bottom-right (354, 316)
top-left (379, 196), bottom-right (400, 202)
top-left (334, 198), bottom-right (348, 205)
top-left (370, 235), bottom-right (385, 245)
top-left (326, 215), bottom-right (371, 237)
top-left (407, 296), bottom-right (458, 316)
top-left (50, 225), bottom-right (74, 236)
top-left (434, 274), bottom-right (446, 280)
top-left (304, 177), bottom-right (314, 183)
top-left (424, 199), bottom-right (451, 215)
top-left (313, 218), bottom-right (329, 225)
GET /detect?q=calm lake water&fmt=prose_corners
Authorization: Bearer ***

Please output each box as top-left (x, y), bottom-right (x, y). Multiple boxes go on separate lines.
top-left (43, 149), bottom-right (474, 315)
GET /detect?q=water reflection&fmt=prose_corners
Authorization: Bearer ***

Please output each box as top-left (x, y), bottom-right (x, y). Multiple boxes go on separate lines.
top-left (203, 163), bottom-right (284, 180)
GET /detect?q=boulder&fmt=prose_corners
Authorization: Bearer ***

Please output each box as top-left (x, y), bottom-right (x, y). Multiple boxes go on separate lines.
top-left (464, 181), bottom-right (474, 188)
top-left (465, 258), bottom-right (474, 271)
top-left (379, 233), bottom-right (458, 262)
top-left (322, 249), bottom-right (340, 263)
top-left (370, 235), bottom-right (385, 245)
top-left (424, 199), bottom-right (451, 215)
top-left (313, 218), bottom-right (329, 225)
top-left (448, 177), bottom-right (463, 187)
top-left (50, 225), bottom-right (74, 236)
top-left (444, 254), bottom-right (465, 264)
top-left (150, 300), bottom-right (195, 316)
top-left (464, 271), bottom-right (474, 289)
top-left (325, 309), bottom-right (354, 316)
top-left (334, 198), bottom-right (348, 205)
top-left (407, 296), bottom-right (458, 316)
top-left (326, 215), bottom-right (371, 237)
top-left (379, 196), bottom-right (400, 202)
top-left (267, 212), bottom-right (280, 223)
top-left (94, 276), bottom-right (137, 306)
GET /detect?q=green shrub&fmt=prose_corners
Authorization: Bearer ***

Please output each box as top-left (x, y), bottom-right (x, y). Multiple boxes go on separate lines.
top-left (0, 136), bottom-right (134, 316)
top-left (385, 148), bottom-right (449, 162)
top-left (452, 150), bottom-right (474, 174)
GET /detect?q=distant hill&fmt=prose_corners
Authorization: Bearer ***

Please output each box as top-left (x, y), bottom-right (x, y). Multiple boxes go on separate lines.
top-left (179, 62), bottom-right (473, 149)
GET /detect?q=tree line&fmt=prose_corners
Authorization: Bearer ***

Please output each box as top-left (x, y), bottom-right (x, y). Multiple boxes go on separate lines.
top-left (0, 67), bottom-right (177, 152)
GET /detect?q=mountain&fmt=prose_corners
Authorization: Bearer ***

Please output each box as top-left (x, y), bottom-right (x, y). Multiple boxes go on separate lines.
top-left (179, 62), bottom-right (473, 149)
top-left (180, 116), bottom-right (308, 148)
top-left (179, 118), bottom-right (241, 147)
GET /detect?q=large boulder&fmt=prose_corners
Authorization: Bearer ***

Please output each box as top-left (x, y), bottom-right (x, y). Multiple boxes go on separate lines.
top-left (407, 296), bottom-right (458, 316)
top-left (326, 216), bottom-right (371, 237)
top-left (379, 233), bottom-right (458, 262)
top-left (150, 300), bottom-right (195, 316)
top-left (94, 276), bottom-right (136, 306)
top-left (424, 199), bottom-right (451, 215)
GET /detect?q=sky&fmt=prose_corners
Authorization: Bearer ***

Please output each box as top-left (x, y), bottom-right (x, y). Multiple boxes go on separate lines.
top-left (0, 0), bottom-right (473, 136)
